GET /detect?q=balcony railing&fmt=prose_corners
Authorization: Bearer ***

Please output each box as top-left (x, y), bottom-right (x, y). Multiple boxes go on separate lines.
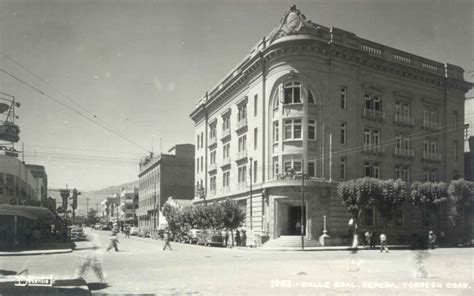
top-left (423, 120), bottom-right (440, 130)
top-left (362, 144), bottom-right (385, 154)
top-left (221, 157), bottom-right (231, 167)
top-left (394, 147), bottom-right (415, 158)
top-left (236, 118), bottom-right (248, 131)
top-left (395, 114), bottom-right (415, 126)
top-left (235, 150), bottom-right (248, 161)
top-left (363, 108), bottom-right (385, 121)
top-left (422, 151), bottom-right (442, 162)
top-left (208, 136), bottom-right (217, 147)
top-left (221, 128), bottom-right (231, 140)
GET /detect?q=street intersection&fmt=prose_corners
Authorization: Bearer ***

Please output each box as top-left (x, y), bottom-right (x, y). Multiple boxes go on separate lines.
top-left (1, 229), bottom-right (472, 295)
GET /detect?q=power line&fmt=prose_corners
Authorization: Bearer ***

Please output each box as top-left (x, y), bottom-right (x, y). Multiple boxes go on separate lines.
top-left (0, 68), bottom-right (151, 153)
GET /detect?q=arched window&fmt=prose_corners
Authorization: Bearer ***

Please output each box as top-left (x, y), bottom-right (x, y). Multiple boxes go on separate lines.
top-left (283, 81), bottom-right (301, 104)
top-left (308, 89), bottom-right (315, 104)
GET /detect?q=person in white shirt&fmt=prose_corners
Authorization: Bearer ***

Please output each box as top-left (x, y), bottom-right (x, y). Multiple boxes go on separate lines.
top-left (379, 233), bottom-right (389, 253)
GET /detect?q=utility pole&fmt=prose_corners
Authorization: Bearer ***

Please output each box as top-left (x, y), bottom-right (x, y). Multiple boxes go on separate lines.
top-left (301, 159), bottom-right (305, 250)
top-left (249, 157), bottom-right (253, 230)
top-left (86, 197), bottom-right (89, 224)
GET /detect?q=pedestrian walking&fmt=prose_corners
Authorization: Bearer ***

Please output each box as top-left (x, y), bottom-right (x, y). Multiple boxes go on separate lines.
top-left (365, 230), bottom-right (371, 248)
top-left (224, 230), bottom-right (229, 248)
top-left (235, 230), bottom-right (241, 247)
top-left (379, 232), bottom-right (389, 253)
top-left (106, 232), bottom-right (119, 252)
top-left (163, 230), bottom-right (173, 251)
top-left (370, 231), bottom-right (377, 249)
top-left (241, 230), bottom-right (247, 247)
top-left (75, 233), bottom-right (106, 283)
top-left (125, 228), bottom-right (130, 238)
top-left (428, 230), bottom-right (436, 249)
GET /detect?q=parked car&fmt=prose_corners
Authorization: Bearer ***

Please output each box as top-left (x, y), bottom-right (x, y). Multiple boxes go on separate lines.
top-left (187, 229), bottom-right (202, 244)
top-left (69, 226), bottom-right (86, 241)
top-left (94, 224), bottom-right (102, 230)
top-left (101, 224), bottom-right (111, 231)
top-left (197, 229), bottom-right (223, 246)
top-left (130, 227), bottom-right (139, 236)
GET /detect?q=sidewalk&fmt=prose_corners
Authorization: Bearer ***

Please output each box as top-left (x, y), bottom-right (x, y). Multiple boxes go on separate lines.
top-left (250, 244), bottom-right (411, 252)
top-left (0, 242), bottom-right (73, 256)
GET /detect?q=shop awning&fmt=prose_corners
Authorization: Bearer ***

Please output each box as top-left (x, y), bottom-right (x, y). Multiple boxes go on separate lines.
top-left (0, 204), bottom-right (56, 224)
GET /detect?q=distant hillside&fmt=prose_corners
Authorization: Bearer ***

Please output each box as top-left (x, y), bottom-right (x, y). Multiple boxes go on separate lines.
top-left (48, 180), bottom-right (139, 216)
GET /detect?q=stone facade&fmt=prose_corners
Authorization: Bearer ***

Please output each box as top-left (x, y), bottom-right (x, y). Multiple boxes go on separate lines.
top-left (189, 6), bottom-right (472, 244)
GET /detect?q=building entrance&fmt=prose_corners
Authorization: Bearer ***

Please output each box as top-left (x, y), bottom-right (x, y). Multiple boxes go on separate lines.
top-left (287, 206), bottom-right (305, 235)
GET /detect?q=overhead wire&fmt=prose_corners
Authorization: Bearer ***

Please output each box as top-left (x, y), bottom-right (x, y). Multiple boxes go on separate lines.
top-left (0, 64), bottom-right (151, 153)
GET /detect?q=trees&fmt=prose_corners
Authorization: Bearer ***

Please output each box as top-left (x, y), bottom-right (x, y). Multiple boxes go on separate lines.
top-left (447, 179), bottom-right (474, 243)
top-left (337, 178), bottom-right (407, 248)
top-left (409, 181), bottom-right (448, 235)
top-left (376, 179), bottom-right (407, 231)
top-left (337, 178), bottom-right (378, 248)
top-left (161, 198), bottom-right (245, 238)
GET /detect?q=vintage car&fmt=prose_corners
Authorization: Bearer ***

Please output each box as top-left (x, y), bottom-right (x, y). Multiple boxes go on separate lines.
top-left (197, 229), bottom-right (223, 246)
top-left (69, 226), bottom-right (86, 241)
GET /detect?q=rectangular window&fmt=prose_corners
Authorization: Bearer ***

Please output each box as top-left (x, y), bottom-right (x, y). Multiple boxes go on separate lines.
top-left (210, 124), bottom-right (216, 139)
top-left (254, 94), bottom-right (258, 117)
top-left (395, 165), bottom-right (401, 180)
top-left (308, 120), bottom-right (316, 140)
top-left (253, 160), bottom-right (257, 183)
top-left (223, 171), bottom-right (230, 187)
top-left (340, 122), bottom-right (347, 145)
top-left (210, 150), bottom-right (216, 165)
top-left (403, 167), bottom-right (409, 183)
top-left (364, 161), bottom-right (379, 178)
top-left (238, 103), bottom-right (247, 122)
top-left (308, 162), bottom-right (315, 177)
top-left (340, 158), bottom-right (346, 180)
top-left (284, 161), bottom-right (292, 173)
top-left (210, 176), bottom-right (216, 191)
top-left (196, 158), bottom-right (199, 173)
top-left (196, 134), bottom-right (200, 150)
top-left (254, 128), bottom-right (258, 150)
top-left (238, 165), bottom-right (247, 184)
top-left (340, 87), bottom-right (347, 109)
top-left (238, 135), bottom-right (247, 152)
top-left (273, 121), bottom-right (279, 143)
top-left (223, 143), bottom-right (230, 159)
top-left (423, 169), bottom-right (429, 182)
top-left (453, 110), bottom-right (459, 128)
top-left (273, 157), bottom-right (279, 179)
top-left (293, 119), bottom-right (302, 139)
top-left (293, 161), bottom-right (302, 173)
top-left (200, 132), bottom-right (204, 148)
top-left (395, 102), bottom-right (401, 117)
top-left (222, 115), bottom-right (230, 131)
top-left (284, 120), bottom-right (292, 139)
top-left (200, 156), bottom-right (203, 172)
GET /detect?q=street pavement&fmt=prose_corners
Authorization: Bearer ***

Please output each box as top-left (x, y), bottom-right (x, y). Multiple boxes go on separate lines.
top-left (0, 229), bottom-right (472, 295)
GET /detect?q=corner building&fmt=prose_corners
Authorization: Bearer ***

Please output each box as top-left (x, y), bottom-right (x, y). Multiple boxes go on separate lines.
top-left (190, 6), bottom-right (472, 244)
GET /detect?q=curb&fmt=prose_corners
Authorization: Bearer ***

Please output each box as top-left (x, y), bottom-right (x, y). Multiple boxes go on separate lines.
top-left (0, 248), bottom-right (73, 256)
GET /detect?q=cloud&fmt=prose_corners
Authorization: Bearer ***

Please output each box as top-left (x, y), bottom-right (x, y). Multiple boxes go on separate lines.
top-left (167, 82), bottom-right (176, 92)
top-left (153, 78), bottom-right (163, 92)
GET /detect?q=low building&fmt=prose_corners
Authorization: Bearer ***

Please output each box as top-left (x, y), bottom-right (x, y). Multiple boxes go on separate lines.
top-left (137, 144), bottom-right (194, 232)
top-left (100, 195), bottom-right (120, 224)
top-left (119, 187), bottom-right (138, 227)
top-left (0, 153), bottom-right (56, 250)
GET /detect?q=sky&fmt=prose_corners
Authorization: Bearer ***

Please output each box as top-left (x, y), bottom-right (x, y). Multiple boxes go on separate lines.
top-left (0, 0), bottom-right (472, 191)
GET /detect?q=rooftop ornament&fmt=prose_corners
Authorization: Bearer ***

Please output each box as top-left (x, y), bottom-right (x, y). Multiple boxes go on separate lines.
top-left (267, 5), bottom-right (321, 44)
